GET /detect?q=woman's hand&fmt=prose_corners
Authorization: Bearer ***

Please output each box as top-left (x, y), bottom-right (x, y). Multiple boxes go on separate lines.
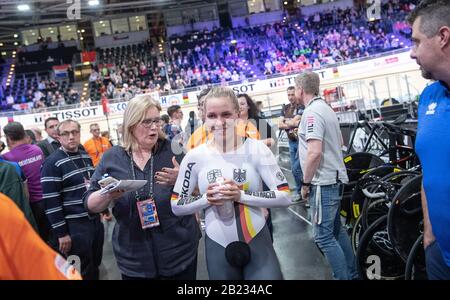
top-left (155, 156), bottom-right (180, 186)
top-left (206, 179), bottom-right (241, 205)
top-left (206, 182), bottom-right (223, 206)
top-left (219, 179), bottom-right (241, 203)
top-left (106, 189), bottom-right (126, 201)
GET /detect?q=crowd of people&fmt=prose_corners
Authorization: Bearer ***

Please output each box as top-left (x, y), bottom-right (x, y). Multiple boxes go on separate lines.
top-left (1, 1), bottom-right (417, 110)
top-left (1, 77), bottom-right (79, 111)
top-left (85, 2), bottom-right (415, 103)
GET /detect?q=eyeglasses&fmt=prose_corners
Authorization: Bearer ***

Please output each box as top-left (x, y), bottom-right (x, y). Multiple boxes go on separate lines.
top-left (59, 130), bottom-right (80, 137)
top-left (140, 117), bottom-right (162, 128)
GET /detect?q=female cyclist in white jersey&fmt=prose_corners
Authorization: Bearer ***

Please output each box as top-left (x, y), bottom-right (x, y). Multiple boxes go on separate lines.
top-left (171, 87), bottom-right (292, 280)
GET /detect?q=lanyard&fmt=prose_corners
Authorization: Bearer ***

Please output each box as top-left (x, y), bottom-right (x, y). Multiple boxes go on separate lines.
top-left (63, 150), bottom-right (91, 181)
top-left (306, 96), bottom-right (324, 108)
top-left (130, 151), bottom-right (154, 201)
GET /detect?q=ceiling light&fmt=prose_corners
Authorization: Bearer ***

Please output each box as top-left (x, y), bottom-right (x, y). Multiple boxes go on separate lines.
top-left (14, 34), bottom-right (18, 38)
top-left (88, 0), bottom-right (100, 6)
top-left (81, 29), bottom-right (85, 33)
top-left (17, 4), bottom-right (30, 11)
top-left (80, 37), bottom-right (84, 40)
top-left (14, 42), bottom-right (18, 45)
top-left (0, 43), bottom-right (3, 47)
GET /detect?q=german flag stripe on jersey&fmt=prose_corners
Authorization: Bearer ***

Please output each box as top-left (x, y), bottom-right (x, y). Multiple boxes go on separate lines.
top-left (171, 192), bottom-right (179, 201)
top-left (235, 203), bottom-right (256, 243)
top-left (277, 183), bottom-right (290, 192)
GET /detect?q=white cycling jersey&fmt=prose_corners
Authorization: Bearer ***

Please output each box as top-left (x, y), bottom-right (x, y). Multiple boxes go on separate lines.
top-left (171, 138), bottom-right (292, 247)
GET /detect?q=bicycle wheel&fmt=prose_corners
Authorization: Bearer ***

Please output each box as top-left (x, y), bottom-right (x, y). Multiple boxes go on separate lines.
top-left (351, 214), bottom-right (363, 255)
top-left (361, 171), bottom-right (419, 231)
top-left (350, 165), bottom-right (401, 220)
top-left (387, 175), bottom-right (423, 262)
top-left (344, 152), bottom-right (385, 183)
top-left (342, 152), bottom-right (385, 220)
top-left (405, 234), bottom-right (427, 280)
top-left (356, 215), bottom-right (405, 280)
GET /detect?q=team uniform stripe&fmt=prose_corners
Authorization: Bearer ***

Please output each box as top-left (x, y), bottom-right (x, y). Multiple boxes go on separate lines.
top-left (243, 206), bottom-right (257, 239)
top-left (277, 183), bottom-right (290, 191)
top-left (171, 192), bottom-right (179, 201)
top-left (238, 204), bottom-right (252, 243)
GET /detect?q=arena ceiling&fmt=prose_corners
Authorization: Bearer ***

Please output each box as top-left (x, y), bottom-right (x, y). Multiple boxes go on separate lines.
top-left (0, 0), bottom-right (213, 38)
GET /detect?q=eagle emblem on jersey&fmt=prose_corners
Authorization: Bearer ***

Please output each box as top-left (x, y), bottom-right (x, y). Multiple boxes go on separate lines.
top-left (276, 171), bottom-right (285, 181)
top-left (233, 169), bottom-right (247, 183)
top-left (207, 169), bottom-right (222, 183)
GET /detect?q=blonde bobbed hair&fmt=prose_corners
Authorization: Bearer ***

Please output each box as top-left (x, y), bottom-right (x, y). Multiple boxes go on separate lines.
top-left (122, 94), bottom-right (164, 152)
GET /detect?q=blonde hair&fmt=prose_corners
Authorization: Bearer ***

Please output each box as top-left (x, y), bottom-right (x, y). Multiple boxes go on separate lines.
top-left (203, 86), bottom-right (240, 113)
top-left (122, 94), bottom-right (164, 152)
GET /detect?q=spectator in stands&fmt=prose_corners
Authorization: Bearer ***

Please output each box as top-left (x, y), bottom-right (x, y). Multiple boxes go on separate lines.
top-left (6, 93), bottom-right (14, 108)
top-left (89, 68), bottom-right (99, 83)
top-left (67, 65), bottom-right (75, 83)
top-left (38, 80), bottom-right (46, 91)
top-left (37, 117), bottom-right (60, 158)
top-left (83, 123), bottom-right (112, 167)
top-left (55, 91), bottom-right (65, 107)
top-left (68, 88), bottom-right (80, 104)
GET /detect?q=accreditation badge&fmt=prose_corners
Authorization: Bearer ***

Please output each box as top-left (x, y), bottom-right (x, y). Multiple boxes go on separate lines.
top-left (137, 198), bottom-right (160, 229)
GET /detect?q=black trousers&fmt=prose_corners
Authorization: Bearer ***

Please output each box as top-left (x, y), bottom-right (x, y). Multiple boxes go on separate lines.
top-left (30, 201), bottom-right (51, 242)
top-left (51, 217), bottom-right (104, 280)
top-left (121, 256), bottom-right (198, 280)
